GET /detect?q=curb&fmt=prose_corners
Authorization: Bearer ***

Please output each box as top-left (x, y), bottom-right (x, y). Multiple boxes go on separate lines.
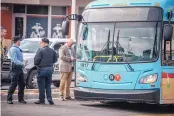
top-left (1, 88), bottom-right (74, 95)
top-left (1, 93), bottom-right (74, 101)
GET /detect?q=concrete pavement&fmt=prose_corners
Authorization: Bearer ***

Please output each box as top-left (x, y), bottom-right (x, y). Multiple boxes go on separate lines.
top-left (1, 88), bottom-right (174, 116)
top-left (1, 88), bottom-right (73, 101)
top-left (1, 99), bottom-right (174, 116)
top-left (1, 81), bottom-right (75, 101)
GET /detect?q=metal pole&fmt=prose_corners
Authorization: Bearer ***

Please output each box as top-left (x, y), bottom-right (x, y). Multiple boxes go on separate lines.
top-left (71, 0), bottom-right (77, 41)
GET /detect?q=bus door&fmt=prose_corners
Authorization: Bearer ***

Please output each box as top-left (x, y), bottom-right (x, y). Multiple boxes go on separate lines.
top-left (161, 23), bottom-right (174, 104)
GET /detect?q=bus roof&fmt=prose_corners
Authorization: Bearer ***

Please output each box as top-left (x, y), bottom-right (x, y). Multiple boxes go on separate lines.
top-left (86, 0), bottom-right (174, 21)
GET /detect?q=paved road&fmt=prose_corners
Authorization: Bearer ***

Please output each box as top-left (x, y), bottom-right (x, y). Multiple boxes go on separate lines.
top-left (1, 82), bottom-right (174, 116)
top-left (1, 99), bottom-right (174, 116)
top-left (1, 91), bottom-right (174, 116)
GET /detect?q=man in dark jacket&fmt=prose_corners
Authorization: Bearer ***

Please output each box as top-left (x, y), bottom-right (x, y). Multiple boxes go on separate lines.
top-left (34, 38), bottom-right (58, 105)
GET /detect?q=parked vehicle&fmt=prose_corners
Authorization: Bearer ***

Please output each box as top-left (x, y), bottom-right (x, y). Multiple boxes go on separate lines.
top-left (1, 58), bottom-right (11, 83)
top-left (1, 38), bottom-right (75, 89)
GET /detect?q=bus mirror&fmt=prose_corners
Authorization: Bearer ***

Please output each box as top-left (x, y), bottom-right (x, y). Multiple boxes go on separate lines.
top-left (62, 20), bottom-right (69, 35)
top-left (77, 15), bottom-right (83, 22)
top-left (164, 24), bottom-right (173, 41)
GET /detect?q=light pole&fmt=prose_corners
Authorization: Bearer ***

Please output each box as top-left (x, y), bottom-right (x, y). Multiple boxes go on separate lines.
top-left (71, 0), bottom-right (77, 41)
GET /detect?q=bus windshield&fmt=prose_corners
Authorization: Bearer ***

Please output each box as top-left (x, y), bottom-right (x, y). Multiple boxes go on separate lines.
top-left (82, 7), bottom-right (163, 22)
top-left (77, 22), bottom-right (162, 63)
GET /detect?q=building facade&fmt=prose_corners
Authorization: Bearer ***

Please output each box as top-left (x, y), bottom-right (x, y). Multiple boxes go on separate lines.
top-left (1, 0), bottom-right (93, 46)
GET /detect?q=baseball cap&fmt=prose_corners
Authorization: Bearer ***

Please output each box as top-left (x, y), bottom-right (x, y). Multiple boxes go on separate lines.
top-left (12, 36), bottom-right (22, 42)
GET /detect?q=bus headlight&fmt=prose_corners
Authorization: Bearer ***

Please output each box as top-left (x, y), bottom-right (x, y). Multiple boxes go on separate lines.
top-left (76, 73), bottom-right (88, 82)
top-left (139, 74), bottom-right (158, 84)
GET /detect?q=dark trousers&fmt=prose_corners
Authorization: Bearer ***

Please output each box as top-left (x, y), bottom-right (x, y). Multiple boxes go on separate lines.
top-left (7, 66), bottom-right (25, 101)
top-left (37, 67), bottom-right (53, 102)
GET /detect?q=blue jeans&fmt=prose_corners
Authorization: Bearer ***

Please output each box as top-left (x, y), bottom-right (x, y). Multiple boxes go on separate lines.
top-left (37, 67), bottom-right (53, 102)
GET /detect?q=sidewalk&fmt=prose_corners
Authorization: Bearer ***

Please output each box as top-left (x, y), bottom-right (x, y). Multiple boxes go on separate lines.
top-left (1, 88), bottom-right (74, 101)
top-left (1, 88), bottom-right (66, 95)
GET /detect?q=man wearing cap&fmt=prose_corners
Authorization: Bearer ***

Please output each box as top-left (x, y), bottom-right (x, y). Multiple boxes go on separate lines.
top-left (34, 38), bottom-right (58, 105)
top-left (59, 39), bottom-right (75, 101)
top-left (7, 36), bottom-right (26, 104)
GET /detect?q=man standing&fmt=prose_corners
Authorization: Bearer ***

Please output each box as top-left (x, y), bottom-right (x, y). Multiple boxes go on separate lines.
top-left (59, 39), bottom-right (75, 101)
top-left (1, 26), bottom-right (8, 58)
top-left (34, 38), bottom-right (57, 105)
top-left (7, 36), bottom-right (26, 104)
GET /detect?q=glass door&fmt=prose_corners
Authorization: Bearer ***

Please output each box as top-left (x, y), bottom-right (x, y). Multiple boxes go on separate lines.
top-left (13, 14), bottom-right (26, 38)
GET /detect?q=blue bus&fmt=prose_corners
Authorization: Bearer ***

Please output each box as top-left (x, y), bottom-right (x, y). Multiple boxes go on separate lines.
top-left (62, 0), bottom-right (174, 104)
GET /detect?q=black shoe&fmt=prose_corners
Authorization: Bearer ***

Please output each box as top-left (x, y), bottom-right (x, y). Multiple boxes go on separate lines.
top-left (48, 100), bottom-right (54, 105)
top-left (65, 96), bottom-right (72, 100)
top-left (34, 100), bottom-right (45, 104)
top-left (19, 100), bottom-right (27, 104)
top-left (7, 101), bottom-right (13, 104)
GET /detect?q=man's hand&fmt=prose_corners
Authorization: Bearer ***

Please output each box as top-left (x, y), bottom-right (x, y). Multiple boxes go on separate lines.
top-left (71, 57), bottom-right (76, 61)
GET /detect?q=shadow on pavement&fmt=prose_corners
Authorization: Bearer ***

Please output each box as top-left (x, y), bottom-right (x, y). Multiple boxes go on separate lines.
top-left (81, 101), bottom-right (174, 114)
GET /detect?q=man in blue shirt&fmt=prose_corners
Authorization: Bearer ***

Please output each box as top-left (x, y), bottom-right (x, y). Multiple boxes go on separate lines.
top-left (7, 36), bottom-right (26, 104)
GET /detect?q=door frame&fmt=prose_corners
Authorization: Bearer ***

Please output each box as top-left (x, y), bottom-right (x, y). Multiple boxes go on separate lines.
top-left (161, 22), bottom-right (174, 104)
top-left (12, 13), bottom-right (26, 38)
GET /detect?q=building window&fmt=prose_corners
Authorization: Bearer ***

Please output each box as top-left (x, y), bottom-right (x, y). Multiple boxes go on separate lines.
top-left (13, 4), bottom-right (25, 13)
top-left (51, 6), bottom-right (67, 38)
top-left (51, 17), bottom-right (65, 38)
top-left (27, 5), bottom-right (48, 15)
top-left (26, 5), bottom-right (48, 38)
top-left (15, 17), bottom-right (23, 37)
top-left (26, 16), bottom-right (48, 38)
top-left (51, 6), bottom-right (66, 15)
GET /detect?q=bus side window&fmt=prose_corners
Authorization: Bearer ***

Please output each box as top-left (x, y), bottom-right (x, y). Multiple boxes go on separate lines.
top-left (162, 24), bottom-right (174, 66)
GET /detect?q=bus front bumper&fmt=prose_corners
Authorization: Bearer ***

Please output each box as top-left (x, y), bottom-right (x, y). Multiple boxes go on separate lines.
top-left (74, 87), bottom-right (160, 103)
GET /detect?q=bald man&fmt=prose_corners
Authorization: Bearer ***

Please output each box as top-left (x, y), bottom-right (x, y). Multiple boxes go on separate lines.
top-left (58, 39), bottom-right (75, 101)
